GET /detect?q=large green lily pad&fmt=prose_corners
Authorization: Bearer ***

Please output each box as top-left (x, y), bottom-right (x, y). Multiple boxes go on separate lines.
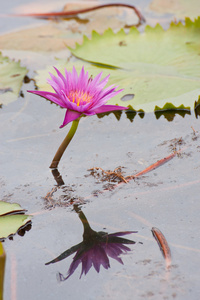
top-left (0, 52), bottom-right (28, 106)
top-left (0, 201), bottom-right (32, 240)
top-left (64, 17), bottom-right (200, 112)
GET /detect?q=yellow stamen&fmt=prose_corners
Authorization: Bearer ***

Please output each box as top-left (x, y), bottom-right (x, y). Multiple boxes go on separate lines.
top-left (68, 90), bottom-right (92, 106)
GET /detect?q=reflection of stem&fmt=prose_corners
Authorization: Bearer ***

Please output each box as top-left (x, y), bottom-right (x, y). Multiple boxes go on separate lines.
top-left (74, 205), bottom-right (95, 238)
top-left (50, 119), bottom-right (80, 169)
top-left (51, 169), bottom-right (65, 186)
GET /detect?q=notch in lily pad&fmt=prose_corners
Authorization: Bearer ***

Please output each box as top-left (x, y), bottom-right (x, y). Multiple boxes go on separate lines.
top-left (0, 201), bottom-right (32, 241)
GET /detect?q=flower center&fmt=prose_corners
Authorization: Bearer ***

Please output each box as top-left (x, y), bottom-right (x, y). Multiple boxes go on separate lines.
top-left (68, 90), bottom-right (92, 106)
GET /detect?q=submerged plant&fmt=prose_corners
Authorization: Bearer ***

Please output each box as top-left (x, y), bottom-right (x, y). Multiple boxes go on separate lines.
top-left (46, 207), bottom-right (137, 280)
top-left (28, 66), bottom-right (128, 168)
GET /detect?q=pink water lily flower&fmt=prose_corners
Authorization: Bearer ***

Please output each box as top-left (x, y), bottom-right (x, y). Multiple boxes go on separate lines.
top-left (28, 66), bottom-right (128, 128)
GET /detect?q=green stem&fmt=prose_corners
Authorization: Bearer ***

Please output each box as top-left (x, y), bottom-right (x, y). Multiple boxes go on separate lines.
top-left (49, 119), bottom-right (80, 169)
top-left (0, 242), bottom-right (6, 300)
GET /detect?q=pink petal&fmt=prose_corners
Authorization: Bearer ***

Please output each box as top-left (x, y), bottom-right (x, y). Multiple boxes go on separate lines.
top-left (93, 104), bottom-right (129, 114)
top-left (48, 71), bottom-right (64, 91)
top-left (91, 88), bottom-right (124, 110)
top-left (27, 90), bottom-right (67, 107)
top-left (97, 74), bottom-right (110, 89)
top-left (77, 66), bottom-right (86, 90)
top-left (88, 72), bottom-right (103, 90)
top-left (71, 66), bottom-right (78, 90)
top-left (98, 85), bottom-right (119, 100)
top-left (46, 78), bottom-right (62, 95)
top-left (87, 73), bottom-right (106, 95)
top-left (60, 110), bottom-right (82, 128)
top-left (65, 68), bottom-right (72, 91)
top-left (54, 67), bottom-right (68, 91)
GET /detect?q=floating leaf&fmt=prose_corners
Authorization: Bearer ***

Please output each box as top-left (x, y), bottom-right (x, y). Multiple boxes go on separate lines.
top-left (66, 17), bottom-right (200, 113)
top-left (0, 201), bottom-right (26, 216)
top-left (0, 52), bottom-right (28, 106)
top-left (0, 201), bottom-right (32, 240)
top-left (0, 3), bottom-right (141, 53)
top-left (149, 0), bottom-right (200, 20)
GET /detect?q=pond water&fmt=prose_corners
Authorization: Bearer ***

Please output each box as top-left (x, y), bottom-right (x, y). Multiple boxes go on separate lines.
top-left (0, 0), bottom-right (200, 299)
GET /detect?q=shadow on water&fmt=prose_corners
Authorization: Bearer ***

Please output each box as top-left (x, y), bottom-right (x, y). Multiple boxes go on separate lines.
top-left (0, 219), bottom-right (32, 242)
top-left (96, 110), bottom-right (145, 122)
top-left (194, 98), bottom-right (200, 118)
top-left (45, 205), bottom-right (138, 281)
top-left (154, 110), bottom-right (191, 122)
top-left (96, 108), bottom-right (196, 123)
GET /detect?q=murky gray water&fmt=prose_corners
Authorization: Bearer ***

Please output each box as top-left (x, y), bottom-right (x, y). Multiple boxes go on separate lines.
top-left (1, 0), bottom-right (200, 299)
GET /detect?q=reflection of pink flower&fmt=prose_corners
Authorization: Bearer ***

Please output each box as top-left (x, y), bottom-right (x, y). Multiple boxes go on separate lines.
top-left (61, 231), bottom-right (136, 280)
top-left (46, 209), bottom-right (136, 280)
top-left (28, 66), bottom-right (128, 128)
